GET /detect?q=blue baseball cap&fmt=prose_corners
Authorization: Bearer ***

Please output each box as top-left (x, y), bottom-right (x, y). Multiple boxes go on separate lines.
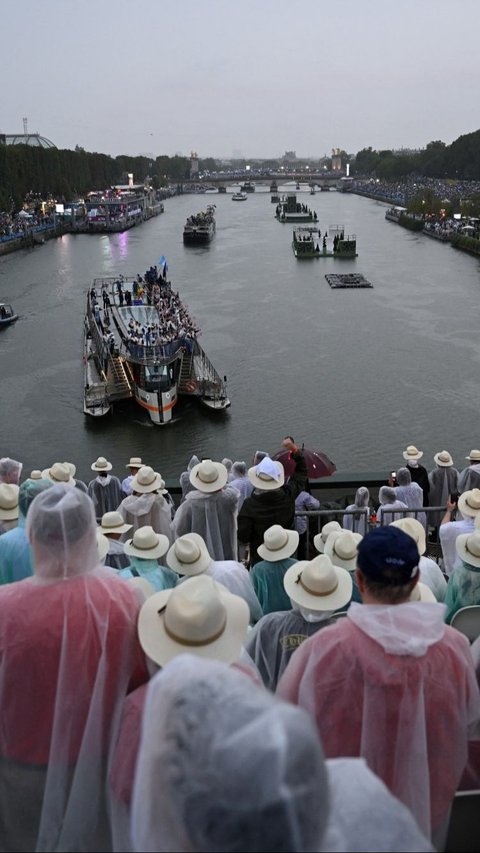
top-left (357, 526), bottom-right (420, 585)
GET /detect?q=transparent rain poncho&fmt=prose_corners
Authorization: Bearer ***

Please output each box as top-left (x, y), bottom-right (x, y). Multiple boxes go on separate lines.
top-left (229, 461), bottom-right (254, 510)
top-left (118, 492), bottom-right (173, 541)
top-left (131, 655), bottom-right (433, 853)
top-left (394, 468), bottom-right (426, 528)
top-left (343, 486), bottom-right (370, 535)
top-left (179, 454), bottom-right (200, 500)
top-left (0, 477), bottom-right (52, 585)
top-left (0, 456), bottom-right (22, 484)
top-left (377, 486), bottom-right (409, 526)
top-left (0, 485), bottom-right (149, 851)
top-left (439, 516), bottom-right (475, 576)
top-left (444, 559), bottom-right (480, 623)
top-left (172, 487), bottom-right (239, 561)
top-left (119, 555), bottom-right (178, 592)
top-left (428, 465), bottom-right (459, 527)
top-left (87, 473), bottom-right (124, 519)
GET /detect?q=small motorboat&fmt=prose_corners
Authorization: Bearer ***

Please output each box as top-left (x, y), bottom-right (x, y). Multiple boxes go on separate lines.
top-left (232, 192), bottom-right (247, 201)
top-left (0, 303), bottom-right (19, 328)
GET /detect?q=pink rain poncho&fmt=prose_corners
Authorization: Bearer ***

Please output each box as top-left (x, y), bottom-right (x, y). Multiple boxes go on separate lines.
top-left (277, 601), bottom-right (480, 842)
top-left (0, 484), bottom-right (149, 851)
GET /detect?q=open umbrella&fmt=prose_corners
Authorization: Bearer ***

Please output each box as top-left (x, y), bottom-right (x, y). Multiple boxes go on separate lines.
top-left (272, 444), bottom-right (336, 480)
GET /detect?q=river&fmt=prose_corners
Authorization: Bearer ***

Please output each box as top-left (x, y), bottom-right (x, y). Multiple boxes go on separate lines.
top-left (1, 187), bottom-right (480, 483)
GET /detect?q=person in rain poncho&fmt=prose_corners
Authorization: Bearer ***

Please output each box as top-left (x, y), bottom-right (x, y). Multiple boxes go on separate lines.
top-left (87, 455), bottom-right (124, 519)
top-left (229, 460), bottom-right (254, 510)
top-left (167, 532), bottom-right (262, 624)
top-left (313, 519), bottom-right (342, 553)
top-left (439, 487), bottom-right (480, 576)
top-left (376, 484), bottom-right (408, 526)
top-left (277, 525), bottom-right (480, 847)
top-left (245, 552), bottom-right (352, 691)
top-left (130, 655), bottom-right (434, 853)
top-left (390, 517), bottom-right (447, 602)
top-left (0, 456), bottom-right (22, 485)
top-left (444, 525), bottom-right (480, 623)
top-left (0, 484), bottom-right (149, 852)
top-left (109, 575), bottom-right (251, 851)
top-left (458, 449), bottom-right (480, 493)
top-left (0, 483), bottom-right (20, 536)
top-left (179, 454), bottom-right (200, 501)
top-left (121, 457), bottom-right (144, 497)
top-left (98, 510), bottom-right (133, 570)
top-left (393, 467), bottom-right (426, 529)
top-left (117, 466), bottom-right (173, 542)
top-left (428, 450), bottom-right (459, 530)
top-left (222, 457), bottom-right (234, 481)
top-left (250, 524), bottom-right (299, 614)
top-left (294, 488), bottom-right (320, 559)
top-left (402, 444), bottom-right (430, 506)
top-left (323, 529), bottom-right (363, 604)
top-left (343, 486), bottom-right (370, 535)
top-left (0, 475), bottom-right (52, 585)
top-left (119, 526), bottom-right (178, 591)
top-left (64, 461), bottom-right (88, 493)
top-left (172, 459), bottom-right (239, 561)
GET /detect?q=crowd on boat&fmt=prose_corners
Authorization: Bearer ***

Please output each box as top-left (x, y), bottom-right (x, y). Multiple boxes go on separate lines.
top-left (0, 437), bottom-right (479, 851)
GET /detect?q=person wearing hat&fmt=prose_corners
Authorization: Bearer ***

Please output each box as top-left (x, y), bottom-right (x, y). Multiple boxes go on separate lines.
top-left (439, 487), bottom-right (480, 576)
top-left (172, 459), bottom-right (240, 561)
top-left (121, 457), bottom-right (144, 498)
top-left (178, 454), bottom-right (200, 502)
top-left (390, 518), bottom-right (447, 602)
top-left (245, 553), bottom-right (352, 691)
top-left (41, 462), bottom-right (76, 487)
top-left (313, 520), bottom-right (342, 554)
top-left (401, 444), bottom-right (430, 507)
top-left (238, 437), bottom-right (307, 568)
top-left (64, 461), bottom-right (88, 493)
top-left (87, 456), bottom-right (123, 519)
top-left (0, 477), bottom-right (53, 585)
top-left (278, 526), bottom-right (480, 846)
top-left (0, 484), bottom-right (149, 852)
top-left (444, 523), bottom-right (480, 623)
top-left (251, 524), bottom-right (299, 614)
top-left (0, 483), bottom-right (20, 535)
top-left (167, 533), bottom-right (262, 624)
top-left (428, 451), bottom-right (459, 533)
top-left (98, 510), bottom-right (133, 570)
top-left (458, 449), bottom-right (480, 494)
top-left (323, 529), bottom-right (363, 603)
top-left (117, 465), bottom-right (173, 542)
top-left (118, 526), bottom-right (177, 591)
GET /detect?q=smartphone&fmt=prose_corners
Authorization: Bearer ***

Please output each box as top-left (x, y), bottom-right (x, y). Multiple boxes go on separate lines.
top-left (391, 471), bottom-right (396, 480)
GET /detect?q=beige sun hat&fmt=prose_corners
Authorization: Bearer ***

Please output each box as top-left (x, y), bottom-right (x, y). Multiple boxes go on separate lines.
top-left (126, 456), bottom-right (143, 469)
top-left (131, 466), bottom-right (167, 494)
top-left (434, 450), bottom-right (454, 467)
top-left (190, 459), bottom-right (228, 493)
top-left (99, 510), bottom-right (133, 536)
top-left (247, 456), bottom-right (285, 491)
top-left (91, 456), bottom-right (113, 472)
top-left (466, 449), bottom-right (480, 462)
top-left (313, 521), bottom-right (342, 554)
top-left (0, 483), bottom-right (20, 520)
top-left (29, 470), bottom-right (43, 480)
top-left (458, 488), bottom-right (480, 518)
top-left (96, 529), bottom-right (110, 562)
top-left (403, 445), bottom-right (423, 461)
top-left (409, 581), bottom-right (437, 602)
top-left (284, 553), bottom-right (352, 611)
top-left (257, 524), bottom-right (299, 562)
top-left (456, 530), bottom-right (480, 568)
top-left (124, 526), bottom-right (170, 561)
top-left (324, 530), bottom-right (363, 572)
top-left (41, 462), bottom-right (75, 486)
top-left (64, 462), bottom-right (77, 478)
top-left (390, 517), bottom-right (426, 556)
top-left (138, 575), bottom-right (250, 667)
top-left (166, 533), bottom-right (211, 576)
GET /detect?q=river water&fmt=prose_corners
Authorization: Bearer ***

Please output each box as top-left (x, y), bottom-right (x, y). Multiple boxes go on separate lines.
top-left (1, 187), bottom-right (480, 483)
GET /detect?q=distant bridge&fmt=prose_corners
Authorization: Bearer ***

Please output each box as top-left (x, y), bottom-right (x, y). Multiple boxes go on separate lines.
top-left (182, 172), bottom-right (346, 190)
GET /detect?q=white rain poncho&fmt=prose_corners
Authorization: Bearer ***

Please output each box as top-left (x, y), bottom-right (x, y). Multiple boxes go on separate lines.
top-left (0, 456), bottom-right (22, 484)
top-left (439, 516), bottom-right (475, 576)
top-left (229, 462), bottom-right (254, 510)
top-left (172, 487), bottom-right (239, 561)
top-left (377, 485), bottom-right (409, 526)
top-left (343, 486), bottom-right (369, 535)
top-left (176, 560), bottom-right (263, 624)
top-left (104, 537), bottom-right (130, 570)
top-left (0, 477), bottom-right (52, 585)
top-left (131, 655), bottom-right (433, 853)
top-left (118, 493), bottom-right (173, 542)
top-left (428, 465), bottom-right (459, 527)
top-left (87, 473), bottom-right (124, 519)
top-left (277, 601), bottom-right (480, 841)
top-left (0, 485), bottom-right (148, 852)
top-left (444, 559), bottom-right (480, 623)
top-left (394, 468), bottom-right (426, 528)
top-left (458, 462), bottom-right (480, 493)
top-left (119, 556), bottom-right (178, 592)
top-left (179, 454), bottom-right (200, 500)
top-left (418, 555), bottom-right (447, 601)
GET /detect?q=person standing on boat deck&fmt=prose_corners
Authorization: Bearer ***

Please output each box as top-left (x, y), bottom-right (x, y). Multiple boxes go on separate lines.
top-left (117, 466), bottom-right (173, 542)
top-left (87, 456), bottom-right (124, 520)
top-left (428, 451), bottom-right (459, 532)
top-left (121, 457), bottom-right (144, 497)
top-left (116, 278), bottom-right (124, 306)
top-left (458, 449), bottom-right (480, 493)
top-left (98, 510), bottom-right (132, 571)
top-left (402, 444), bottom-right (430, 506)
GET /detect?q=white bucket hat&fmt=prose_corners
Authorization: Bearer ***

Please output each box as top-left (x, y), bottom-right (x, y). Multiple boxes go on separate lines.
top-left (124, 526), bottom-right (170, 560)
top-left (99, 510), bottom-right (133, 535)
top-left (247, 457), bottom-right (285, 491)
top-left (458, 488), bottom-right (480, 518)
top-left (96, 529), bottom-right (109, 562)
top-left (434, 450), bottom-right (453, 467)
top-left (324, 530), bottom-right (363, 571)
top-left (138, 575), bottom-right (250, 666)
top-left (257, 524), bottom-right (299, 561)
top-left (456, 530), bottom-right (480, 568)
top-left (409, 582), bottom-right (436, 602)
top-left (313, 521), bottom-right (342, 554)
top-left (41, 462), bottom-right (75, 486)
top-left (126, 456), bottom-right (143, 469)
top-left (190, 459), bottom-right (228, 493)
top-left (131, 466), bottom-right (167, 494)
top-left (403, 445), bottom-right (423, 461)
top-left (166, 533), bottom-right (211, 576)
top-left (390, 517), bottom-right (426, 556)
top-left (91, 456), bottom-right (113, 472)
top-left (0, 483), bottom-right (19, 520)
top-left (466, 449), bottom-right (480, 462)
top-left (284, 554), bottom-right (352, 611)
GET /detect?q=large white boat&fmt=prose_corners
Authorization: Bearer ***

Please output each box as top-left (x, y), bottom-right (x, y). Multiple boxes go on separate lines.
top-left (83, 268), bottom-right (230, 424)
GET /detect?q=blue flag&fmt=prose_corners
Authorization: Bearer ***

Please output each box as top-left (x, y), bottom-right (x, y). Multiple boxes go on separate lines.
top-left (158, 255), bottom-right (168, 271)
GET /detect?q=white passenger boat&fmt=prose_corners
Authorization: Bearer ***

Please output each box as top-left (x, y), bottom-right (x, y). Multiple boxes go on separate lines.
top-left (232, 192), bottom-right (247, 201)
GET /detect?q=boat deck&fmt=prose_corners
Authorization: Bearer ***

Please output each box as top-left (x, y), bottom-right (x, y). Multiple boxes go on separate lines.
top-left (325, 274), bottom-right (373, 289)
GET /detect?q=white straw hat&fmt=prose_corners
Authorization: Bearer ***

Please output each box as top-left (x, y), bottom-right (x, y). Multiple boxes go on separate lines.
top-left (324, 530), bottom-right (363, 572)
top-left (138, 575), bottom-right (250, 666)
top-left (96, 529), bottom-right (110, 562)
top-left (131, 466), bottom-right (167, 494)
top-left (257, 524), bottom-right (299, 561)
top-left (403, 445), bottom-right (423, 461)
top-left (0, 483), bottom-right (20, 520)
top-left (456, 530), bottom-right (480, 568)
top-left (64, 461), bottom-right (77, 478)
top-left (124, 526), bottom-right (170, 560)
top-left (41, 462), bottom-right (75, 485)
top-left (126, 456), bottom-right (143, 469)
top-left (313, 521), bottom-right (342, 554)
top-left (247, 457), bottom-right (285, 491)
top-left (284, 554), bottom-right (352, 611)
top-left (409, 582), bottom-right (436, 602)
top-left (433, 450), bottom-right (454, 467)
top-left (99, 511), bottom-right (133, 535)
top-left (466, 449), bottom-right (480, 462)
top-left (458, 488), bottom-right (480, 518)
top-left (190, 459), bottom-right (228, 493)
top-left (390, 517), bottom-right (426, 556)
top-left (91, 456), bottom-right (113, 472)
top-left (29, 470), bottom-right (43, 480)
top-left (166, 533), bottom-right (211, 576)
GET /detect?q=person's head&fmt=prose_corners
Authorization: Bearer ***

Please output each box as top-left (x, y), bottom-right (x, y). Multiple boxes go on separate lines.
top-left (18, 477), bottom-right (53, 523)
top-left (466, 449), bottom-right (480, 467)
top-left (99, 510), bottom-right (133, 540)
top-left (0, 483), bottom-right (20, 528)
top-left (356, 526), bottom-right (420, 605)
top-left (186, 454), bottom-right (200, 472)
top-left (313, 520), bottom-right (342, 554)
top-left (379, 485), bottom-right (396, 505)
top-left (91, 456), bottom-right (113, 478)
top-left (131, 466), bottom-right (167, 496)
top-left (247, 457), bottom-right (284, 492)
top-left (395, 467), bottom-right (411, 487)
top-left (190, 459), bottom-right (228, 494)
top-left (131, 655), bottom-right (329, 853)
top-left (126, 456), bottom-right (143, 476)
top-left (354, 486), bottom-right (369, 508)
top-left (231, 460), bottom-right (247, 478)
top-left (252, 450), bottom-right (269, 466)
top-left (124, 526), bottom-right (170, 562)
top-left (0, 457), bottom-right (22, 485)
top-left (434, 450), bottom-right (453, 468)
top-left (221, 458), bottom-right (233, 474)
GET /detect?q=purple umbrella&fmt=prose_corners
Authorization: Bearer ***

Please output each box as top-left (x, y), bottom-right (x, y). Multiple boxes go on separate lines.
top-left (272, 445), bottom-right (336, 479)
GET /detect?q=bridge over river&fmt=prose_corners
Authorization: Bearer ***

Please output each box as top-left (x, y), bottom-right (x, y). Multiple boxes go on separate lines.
top-left (182, 171), bottom-right (347, 191)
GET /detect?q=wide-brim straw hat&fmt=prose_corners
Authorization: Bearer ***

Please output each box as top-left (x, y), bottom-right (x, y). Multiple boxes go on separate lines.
top-left (324, 530), bottom-right (363, 571)
top-left (41, 462), bottom-right (75, 486)
top-left (456, 530), bottom-right (480, 568)
top-left (466, 449), bottom-right (480, 462)
top-left (313, 521), bottom-right (342, 554)
top-left (0, 483), bottom-right (20, 520)
top-left (91, 456), bottom-right (113, 472)
top-left (124, 526), bottom-right (170, 560)
top-left (390, 517), bottom-right (426, 556)
top-left (284, 554), bottom-right (352, 611)
top-left (458, 488), bottom-right (480, 518)
top-left (403, 445), bottom-right (423, 461)
top-left (96, 529), bottom-right (110, 562)
top-left (138, 575), bottom-right (250, 667)
top-left (166, 533), bottom-right (211, 576)
top-left (409, 581), bottom-right (437, 602)
top-left (29, 470), bottom-right (43, 480)
top-left (434, 450), bottom-right (454, 467)
top-left (247, 457), bottom-right (285, 491)
top-left (64, 461), bottom-right (77, 478)
top-left (190, 459), bottom-right (228, 493)
top-left (99, 510), bottom-right (133, 535)
top-left (131, 466), bottom-right (167, 494)
top-left (257, 524), bottom-right (299, 561)
top-left (126, 456), bottom-right (143, 469)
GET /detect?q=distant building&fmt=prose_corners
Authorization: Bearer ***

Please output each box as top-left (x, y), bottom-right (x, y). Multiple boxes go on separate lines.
top-left (283, 150), bottom-right (297, 161)
top-left (1, 133), bottom-right (57, 149)
top-left (331, 148), bottom-right (343, 171)
top-left (190, 151), bottom-right (199, 178)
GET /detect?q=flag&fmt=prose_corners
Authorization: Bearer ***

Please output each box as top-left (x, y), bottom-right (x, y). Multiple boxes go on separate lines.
top-left (158, 255), bottom-right (168, 272)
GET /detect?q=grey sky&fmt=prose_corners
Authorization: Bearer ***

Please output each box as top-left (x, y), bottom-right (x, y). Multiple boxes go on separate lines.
top-left (2, 0), bottom-right (479, 159)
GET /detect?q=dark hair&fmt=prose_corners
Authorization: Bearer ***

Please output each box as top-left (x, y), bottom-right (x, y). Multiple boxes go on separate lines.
top-left (284, 435), bottom-right (295, 443)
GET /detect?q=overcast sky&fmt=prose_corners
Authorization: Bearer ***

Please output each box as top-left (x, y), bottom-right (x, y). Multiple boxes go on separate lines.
top-left (2, 0), bottom-right (479, 160)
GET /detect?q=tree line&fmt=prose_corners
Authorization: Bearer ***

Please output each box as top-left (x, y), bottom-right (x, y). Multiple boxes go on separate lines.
top-left (353, 129), bottom-right (480, 181)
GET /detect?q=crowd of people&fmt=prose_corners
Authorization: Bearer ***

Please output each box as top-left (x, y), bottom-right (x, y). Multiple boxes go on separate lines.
top-left (0, 209), bottom-right (55, 240)
top-left (0, 438), bottom-right (479, 851)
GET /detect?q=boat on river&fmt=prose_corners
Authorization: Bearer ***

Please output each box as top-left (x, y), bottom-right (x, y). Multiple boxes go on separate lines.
top-left (292, 228), bottom-right (321, 258)
top-left (0, 303), bottom-right (18, 328)
top-left (183, 205), bottom-right (216, 245)
top-left (83, 268), bottom-right (230, 424)
top-left (275, 194), bottom-right (318, 223)
top-left (232, 192), bottom-right (247, 201)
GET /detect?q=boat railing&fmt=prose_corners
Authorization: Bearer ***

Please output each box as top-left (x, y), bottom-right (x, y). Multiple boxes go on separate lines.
top-left (191, 341), bottom-right (227, 397)
top-left (118, 338), bottom-right (184, 364)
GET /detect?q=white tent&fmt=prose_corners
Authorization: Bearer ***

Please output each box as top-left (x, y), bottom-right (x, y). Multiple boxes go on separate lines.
top-left (17, 210), bottom-right (33, 218)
